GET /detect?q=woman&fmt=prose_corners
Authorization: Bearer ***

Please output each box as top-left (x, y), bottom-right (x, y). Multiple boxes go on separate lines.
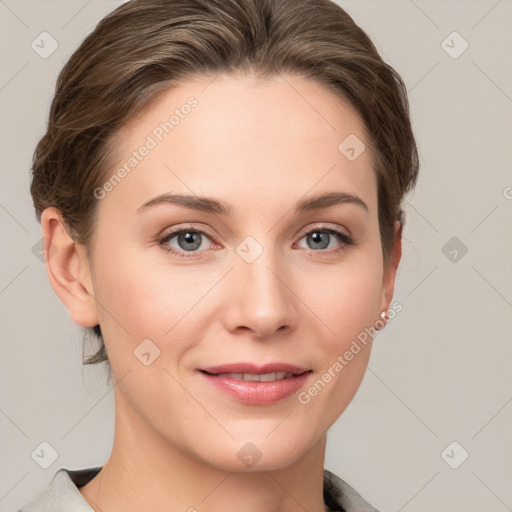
top-left (19, 0), bottom-right (419, 510)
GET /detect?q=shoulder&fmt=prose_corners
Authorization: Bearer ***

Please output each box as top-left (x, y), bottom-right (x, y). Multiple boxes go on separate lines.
top-left (323, 468), bottom-right (382, 512)
top-left (16, 467), bottom-right (101, 512)
top-left (18, 466), bottom-right (378, 512)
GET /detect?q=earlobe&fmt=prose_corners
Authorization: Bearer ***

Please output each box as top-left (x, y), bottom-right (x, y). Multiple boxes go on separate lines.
top-left (40, 207), bottom-right (99, 328)
top-left (378, 220), bottom-right (403, 318)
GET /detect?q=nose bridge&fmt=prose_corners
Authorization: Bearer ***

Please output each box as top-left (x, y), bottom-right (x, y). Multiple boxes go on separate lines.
top-left (225, 234), bottom-right (297, 337)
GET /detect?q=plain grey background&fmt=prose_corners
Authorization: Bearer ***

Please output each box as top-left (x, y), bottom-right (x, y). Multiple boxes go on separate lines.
top-left (1, 1), bottom-right (511, 511)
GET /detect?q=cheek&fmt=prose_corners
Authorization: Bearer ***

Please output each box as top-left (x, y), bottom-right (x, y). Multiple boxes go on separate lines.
top-left (295, 264), bottom-right (381, 427)
top-left (91, 253), bottom-right (211, 359)
top-left (306, 259), bottom-right (383, 348)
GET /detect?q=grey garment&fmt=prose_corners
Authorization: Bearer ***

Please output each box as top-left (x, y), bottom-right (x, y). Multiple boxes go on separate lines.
top-left (323, 469), bottom-right (381, 512)
top-left (17, 466), bottom-right (381, 512)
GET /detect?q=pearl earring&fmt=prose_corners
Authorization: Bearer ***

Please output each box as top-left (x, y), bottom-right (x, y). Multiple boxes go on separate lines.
top-left (375, 310), bottom-right (388, 330)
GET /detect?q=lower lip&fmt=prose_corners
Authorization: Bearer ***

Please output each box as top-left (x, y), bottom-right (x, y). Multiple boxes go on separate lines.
top-left (199, 371), bottom-right (311, 405)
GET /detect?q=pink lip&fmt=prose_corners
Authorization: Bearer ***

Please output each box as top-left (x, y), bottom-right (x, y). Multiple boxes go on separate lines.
top-left (198, 362), bottom-right (312, 405)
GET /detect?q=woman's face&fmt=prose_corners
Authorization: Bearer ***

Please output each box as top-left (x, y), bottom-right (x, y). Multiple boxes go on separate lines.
top-left (75, 73), bottom-right (399, 471)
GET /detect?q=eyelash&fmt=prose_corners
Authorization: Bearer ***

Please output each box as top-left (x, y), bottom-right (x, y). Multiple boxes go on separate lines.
top-left (156, 224), bottom-right (354, 259)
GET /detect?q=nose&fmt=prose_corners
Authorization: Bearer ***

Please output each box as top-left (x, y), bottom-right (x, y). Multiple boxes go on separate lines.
top-left (222, 247), bottom-right (299, 339)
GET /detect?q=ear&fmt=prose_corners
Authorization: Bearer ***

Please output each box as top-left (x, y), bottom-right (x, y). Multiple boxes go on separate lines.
top-left (378, 220), bottom-right (402, 316)
top-left (40, 207), bottom-right (99, 328)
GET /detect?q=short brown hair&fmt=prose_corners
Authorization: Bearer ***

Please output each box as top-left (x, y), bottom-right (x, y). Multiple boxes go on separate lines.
top-left (30, 0), bottom-right (419, 368)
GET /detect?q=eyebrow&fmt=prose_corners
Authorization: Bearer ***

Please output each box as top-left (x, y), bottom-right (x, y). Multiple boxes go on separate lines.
top-left (136, 191), bottom-right (369, 216)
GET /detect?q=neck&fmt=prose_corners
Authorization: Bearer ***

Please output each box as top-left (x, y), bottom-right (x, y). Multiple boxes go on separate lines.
top-left (79, 389), bottom-right (329, 512)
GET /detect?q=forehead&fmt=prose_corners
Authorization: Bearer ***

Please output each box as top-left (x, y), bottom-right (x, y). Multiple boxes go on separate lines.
top-left (100, 73), bottom-right (377, 216)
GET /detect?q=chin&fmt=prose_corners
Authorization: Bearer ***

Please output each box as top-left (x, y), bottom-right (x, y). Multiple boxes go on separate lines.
top-left (190, 429), bottom-right (319, 474)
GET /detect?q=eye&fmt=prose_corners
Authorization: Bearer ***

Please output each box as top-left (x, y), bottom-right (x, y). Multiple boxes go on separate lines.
top-left (157, 226), bottom-right (215, 258)
top-left (157, 224), bottom-right (354, 259)
top-left (296, 226), bottom-right (354, 253)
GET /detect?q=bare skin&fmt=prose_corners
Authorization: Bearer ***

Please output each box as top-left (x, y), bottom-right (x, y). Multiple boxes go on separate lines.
top-left (42, 71), bottom-right (401, 512)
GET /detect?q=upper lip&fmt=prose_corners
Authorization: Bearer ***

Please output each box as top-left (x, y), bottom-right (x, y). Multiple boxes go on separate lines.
top-left (199, 362), bottom-right (311, 375)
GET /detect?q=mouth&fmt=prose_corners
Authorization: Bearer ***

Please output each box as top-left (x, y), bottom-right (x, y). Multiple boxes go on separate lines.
top-left (197, 363), bottom-right (313, 405)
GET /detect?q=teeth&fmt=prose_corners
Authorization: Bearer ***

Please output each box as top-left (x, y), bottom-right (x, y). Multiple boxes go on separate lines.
top-left (216, 372), bottom-right (292, 382)
top-left (259, 372), bottom-right (284, 382)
